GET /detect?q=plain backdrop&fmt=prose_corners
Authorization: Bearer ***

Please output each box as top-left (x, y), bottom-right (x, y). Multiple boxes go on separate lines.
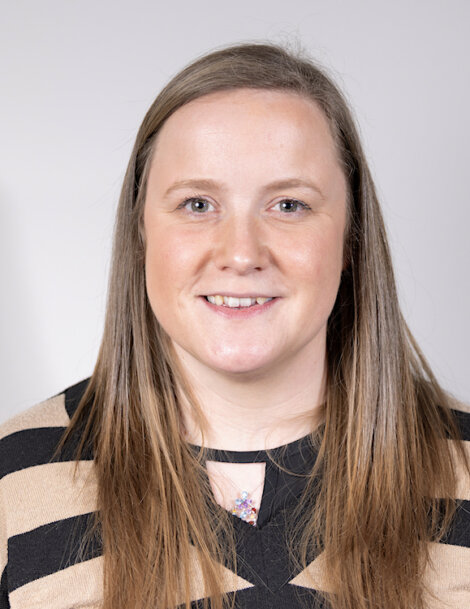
top-left (1, 0), bottom-right (469, 422)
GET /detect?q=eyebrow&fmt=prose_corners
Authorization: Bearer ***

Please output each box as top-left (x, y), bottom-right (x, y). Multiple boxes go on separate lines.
top-left (163, 177), bottom-right (325, 200)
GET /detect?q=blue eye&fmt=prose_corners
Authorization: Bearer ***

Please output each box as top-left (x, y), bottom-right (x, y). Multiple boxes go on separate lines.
top-left (176, 197), bottom-right (309, 215)
top-left (274, 199), bottom-right (310, 213)
top-left (179, 197), bottom-right (213, 213)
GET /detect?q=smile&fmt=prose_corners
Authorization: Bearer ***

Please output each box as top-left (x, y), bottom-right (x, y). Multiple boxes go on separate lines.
top-left (200, 295), bottom-right (279, 318)
top-left (204, 295), bottom-right (273, 308)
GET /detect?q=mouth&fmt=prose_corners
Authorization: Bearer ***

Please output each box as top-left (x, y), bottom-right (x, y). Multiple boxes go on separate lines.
top-left (203, 295), bottom-right (275, 309)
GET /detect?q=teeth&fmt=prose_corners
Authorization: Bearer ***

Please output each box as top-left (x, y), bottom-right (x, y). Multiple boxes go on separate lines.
top-left (205, 295), bottom-right (273, 308)
top-left (256, 297), bottom-right (269, 305)
top-left (226, 296), bottom-right (240, 308)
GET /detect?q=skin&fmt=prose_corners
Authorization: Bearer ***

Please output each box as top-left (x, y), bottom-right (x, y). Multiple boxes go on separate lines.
top-left (143, 89), bottom-right (348, 473)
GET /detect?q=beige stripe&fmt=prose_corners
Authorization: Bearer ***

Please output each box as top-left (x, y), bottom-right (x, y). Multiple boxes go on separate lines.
top-left (0, 394), bottom-right (69, 441)
top-left (8, 549), bottom-right (253, 609)
top-left (0, 546), bottom-right (6, 578)
top-left (289, 541), bottom-right (470, 608)
top-left (176, 545), bottom-right (253, 605)
top-left (288, 552), bottom-right (332, 592)
top-left (0, 461), bottom-right (97, 538)
top-left (9, 555), bottom-right (103, 609)
top-left (423, 542), bottom-right (470, 608)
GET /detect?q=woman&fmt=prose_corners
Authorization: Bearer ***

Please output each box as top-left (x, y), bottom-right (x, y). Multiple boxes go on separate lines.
top-left (0, 42), bottom-right (469, 609)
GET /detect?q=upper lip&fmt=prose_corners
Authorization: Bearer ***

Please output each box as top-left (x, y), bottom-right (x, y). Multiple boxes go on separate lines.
top-left (200, 293), bottom-right (278, 298)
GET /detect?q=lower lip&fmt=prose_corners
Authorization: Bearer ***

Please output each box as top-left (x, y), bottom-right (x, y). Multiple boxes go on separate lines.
top-left (199, 296), bottom-right (279, 319)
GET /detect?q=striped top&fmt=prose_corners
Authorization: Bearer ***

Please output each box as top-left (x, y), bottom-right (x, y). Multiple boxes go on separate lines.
top-left (0, 379), bottom-right (469, 609)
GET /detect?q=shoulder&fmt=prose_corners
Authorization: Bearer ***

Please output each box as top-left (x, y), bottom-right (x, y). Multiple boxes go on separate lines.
top-left (423, 396), bottom-right (470, 605)
top-left (0, 378), bottom-right (90, 440)
top-left (0, 379), bottom-right (100, 607)
top-left (0, 378), bottom-right (91, 480)
top-left (447, 394), bottom-right (470, 414)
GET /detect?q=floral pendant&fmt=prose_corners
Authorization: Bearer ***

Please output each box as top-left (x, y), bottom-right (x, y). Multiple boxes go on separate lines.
top-left (231, 490), bottom-right (257, 525)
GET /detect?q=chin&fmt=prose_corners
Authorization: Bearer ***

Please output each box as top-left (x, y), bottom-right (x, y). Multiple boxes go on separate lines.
top-left (203, 348), bottom-right (276, 377)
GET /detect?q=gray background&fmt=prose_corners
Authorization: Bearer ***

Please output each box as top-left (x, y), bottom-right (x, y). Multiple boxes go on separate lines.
top-left (1, 0), bottom-right (468, 421)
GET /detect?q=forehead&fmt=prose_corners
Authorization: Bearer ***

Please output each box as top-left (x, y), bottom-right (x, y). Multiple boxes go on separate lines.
top-left (149, 88), bottom-right (343, 190)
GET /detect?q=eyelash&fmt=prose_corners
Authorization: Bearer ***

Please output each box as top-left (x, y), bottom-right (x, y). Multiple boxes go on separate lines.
top-left (176, 197), bottom-right (215, 214)
top-left (176, 197), bottom-right (311, 215)
top-left (272, 199), bottom-right (311, 213)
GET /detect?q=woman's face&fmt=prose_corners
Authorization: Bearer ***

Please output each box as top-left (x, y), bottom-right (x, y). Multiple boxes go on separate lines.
top-left (144, 88), bottom-right (347, 378)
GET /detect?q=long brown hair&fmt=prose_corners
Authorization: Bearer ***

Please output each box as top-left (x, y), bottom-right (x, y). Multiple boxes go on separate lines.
top-left (62, 42), bottom-right (469, 609)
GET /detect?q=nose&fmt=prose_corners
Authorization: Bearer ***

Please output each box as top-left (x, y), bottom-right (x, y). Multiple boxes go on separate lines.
top-left (213, 212), bottom-right (269, 274)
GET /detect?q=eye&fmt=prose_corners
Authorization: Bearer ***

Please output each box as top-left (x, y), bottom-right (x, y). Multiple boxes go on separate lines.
top-left (177, 197), bottom-right (214, 214)
top-left (272, 198), bottom-right (310, 213)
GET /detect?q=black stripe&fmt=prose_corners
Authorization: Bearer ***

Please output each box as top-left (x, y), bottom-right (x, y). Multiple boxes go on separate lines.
top-left (8, 512), bottom-right (102, 592)
top-left (0, 429), bottom-right (71, 479)
top-left (0, 566), bottom-right (9, 609)
top-left (0, 379), bottom-right (94, 480)
top-left (63, 378), bottom-right (90, 420)
top-left (450, 408), bottom-right (470, 442)
top-left (0, 426), bottom-right (93, 480)
top-left (188, 583), bottom-right (326, 609)
top-left (440, 499), bottom-right (470, 548)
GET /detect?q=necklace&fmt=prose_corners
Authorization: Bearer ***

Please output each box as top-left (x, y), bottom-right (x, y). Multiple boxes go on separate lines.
top-left (206, 461), bottom-right (266, 526)
top-left (229, 473), bottom-right (266, 526)
top-left (232, 489), bottom-right (259, 525)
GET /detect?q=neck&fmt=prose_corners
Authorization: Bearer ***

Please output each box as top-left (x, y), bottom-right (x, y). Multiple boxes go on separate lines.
top-left (174, 343), bottom-right (326, 452)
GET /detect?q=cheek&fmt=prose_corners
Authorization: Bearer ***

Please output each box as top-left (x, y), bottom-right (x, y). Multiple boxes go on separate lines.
top-left (289, 227), bottom-right (344, 283)
top-left (144, 224), bottom-right (206, 306)
top-left (145, 233), bottom-right (180, 302)
top-left (283, 224), bottom-right (344, 302)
